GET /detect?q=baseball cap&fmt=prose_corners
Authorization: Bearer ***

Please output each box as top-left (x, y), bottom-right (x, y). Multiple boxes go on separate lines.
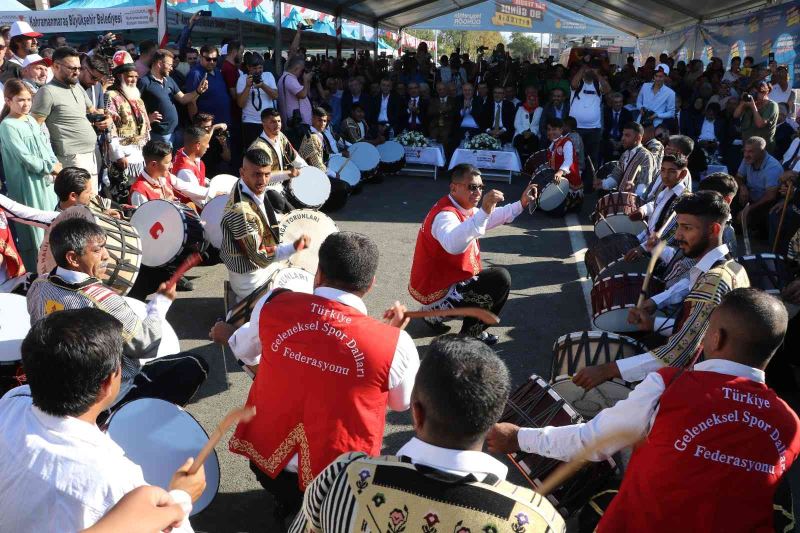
top-left (10, 21), bottom-right (42, 39)
top-left (656, 63), bottom-right (670, 75)
top-left (21, 53), bottom-right (51, 67)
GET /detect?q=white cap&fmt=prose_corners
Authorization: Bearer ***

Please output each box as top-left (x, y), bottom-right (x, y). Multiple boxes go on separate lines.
top-left (656, 63), bottom-right (670, 75)
top-left (10, 21), bottom-right (42, 39)
top-left (21, 53), bottom-right (50, 67)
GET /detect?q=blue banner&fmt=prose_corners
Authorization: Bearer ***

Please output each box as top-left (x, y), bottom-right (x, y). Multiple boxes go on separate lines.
top-left (412, 0), bottom-right (623, 36)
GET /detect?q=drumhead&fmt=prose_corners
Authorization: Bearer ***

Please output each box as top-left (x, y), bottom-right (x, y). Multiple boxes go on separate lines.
top-left (377, 141), bottom-right (405, 163)
top-left (278, 210), bottom-right (339, 275)
top-left (593, 306), bottom-right (666, 333)
top-left (107, 398), bottom-right (220, 516)
top-left (206, 174), bottom-right (239, 198)
top-left (288, 167), bottom-right (331, 208)
top-left (596, 256), bottom-right (648, 279)
top-left (349, 142), bottom-right (381, 172)
top-left (594, 214), bottom-right (647, 239)
top-left (540, 179), bottom-right (570, 212)
top-left (123, 296), bottom-right (180, 362)
top-left (327, 155), bottom-right (361, 186)
top-left (269, 267), bottom-right (315, 294)
top-left (130, 200), bottom-right (186, 267)
top-left (0, 294), bottom-right (29, 362)
top-left (551, 376), bottom-right (632, 419)
top-left (551, 330), bottom-right (645, 379)
top-left (200, 194), bottom-right (228, 248)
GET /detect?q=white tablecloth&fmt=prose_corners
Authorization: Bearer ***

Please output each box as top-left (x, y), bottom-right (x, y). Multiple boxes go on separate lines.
top-left (448, 147), bottom-right (522, 172)
top-left (404, 144), bottom-right (446, 167)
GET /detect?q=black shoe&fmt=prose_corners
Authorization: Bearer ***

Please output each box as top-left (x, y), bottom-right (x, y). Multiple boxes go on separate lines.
top-left (478, 332), bottom-right (499, 346)
top-left (423, 317), bottom-right (451, 334)
top-left (176, 276), bottom-right (194, 291)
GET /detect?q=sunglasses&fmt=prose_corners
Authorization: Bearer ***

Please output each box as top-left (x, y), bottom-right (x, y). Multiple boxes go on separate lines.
top-left (57, 62), bottom-right (80, 72)
top-left (462, 183), bottom-right (485, 192)
top-left (202, 56), bottom-right (218, 62)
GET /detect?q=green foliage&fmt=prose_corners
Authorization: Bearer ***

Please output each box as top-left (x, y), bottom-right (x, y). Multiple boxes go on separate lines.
top-left (507, 33), bottom-right (539, 60)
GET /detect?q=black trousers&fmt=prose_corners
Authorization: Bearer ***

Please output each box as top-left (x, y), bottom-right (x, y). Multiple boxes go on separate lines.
top-left (118, 352), bottom-right (209, 407)
top-left (267, 189), bottom-right (295, 214)
top-left (576, 127), bottom-right (602, 189)
top-left (452, 267), bottom-right (511, 336)
top-left (249, 462), bottom-right (304, 523)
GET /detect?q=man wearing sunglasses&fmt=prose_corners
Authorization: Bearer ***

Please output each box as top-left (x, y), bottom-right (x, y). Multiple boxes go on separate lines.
top-left (409, 163), bottom-right (535, 345)
top-left (184, 44), bottom-right (231, 131)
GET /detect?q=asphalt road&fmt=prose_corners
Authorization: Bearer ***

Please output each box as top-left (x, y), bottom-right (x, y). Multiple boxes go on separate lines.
top-left (173, 172), bottom-right (600, 532)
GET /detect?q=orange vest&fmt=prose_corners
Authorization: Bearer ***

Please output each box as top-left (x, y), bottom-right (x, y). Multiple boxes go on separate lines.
top-left (0, 210), bottom-right (25, 279)
top-left (171, 149), bottom-right (206, 206)
top-left (547, 135), bottom-right (581, 188)
top-left (229, 291), bottom-right (399, 489)
top-left (409, 196), bottom-right (481, 304)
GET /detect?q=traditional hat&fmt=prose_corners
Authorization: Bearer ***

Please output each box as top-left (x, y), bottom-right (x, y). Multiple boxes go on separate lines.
top-left (112, 50), bottom-right (136, 76)
top-left (9, 21), bottom-right (42, 39)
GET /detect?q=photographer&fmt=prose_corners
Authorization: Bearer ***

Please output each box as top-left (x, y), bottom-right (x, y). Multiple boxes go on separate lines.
top-left (734, 80), bottom-right (778, 152)
top-left (237, 52), bottom-right (277, 149)
top-left (277, 56), bottom-right (312, 126)
top-left (79, 53), bottom-right (112, 113)
top-left (192, 112), bottom-right (231, 176)
top-left (569, 63), bottom-right (611, 190)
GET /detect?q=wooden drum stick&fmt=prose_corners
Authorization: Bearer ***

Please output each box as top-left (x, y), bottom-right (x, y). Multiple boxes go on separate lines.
top-left (405, 307), bottom-right (500, 325)
top-left (188, 405), bottom-right (257, 475)
top-left (637, 240), bottom-right (667, 308)
top-left (773, 182), bottom-right (795, 254)
top-left (741, 203), bottom-right (752, 256)
top-left (165, 252), bottom-right (203, 290)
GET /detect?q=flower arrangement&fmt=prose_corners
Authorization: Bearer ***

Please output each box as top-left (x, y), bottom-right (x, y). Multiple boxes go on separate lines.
top-left (396, 130), bottom-right (429, 147)
top-left (465, 133), bottom-right (501, 150)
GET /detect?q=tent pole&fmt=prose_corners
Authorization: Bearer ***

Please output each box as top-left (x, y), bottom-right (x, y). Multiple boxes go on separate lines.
top-left (691, 23), bottom-right (700, 60)
top-left (274, 0), bottom-right (282, 76)
top-left (374, 23), bottom-right (379, 59)
top-left (336, 9), bottom-right (343, 60)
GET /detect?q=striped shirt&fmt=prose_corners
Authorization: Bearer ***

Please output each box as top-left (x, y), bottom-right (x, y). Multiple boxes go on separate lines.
top-left (603, 143), bottom-right (655, 195)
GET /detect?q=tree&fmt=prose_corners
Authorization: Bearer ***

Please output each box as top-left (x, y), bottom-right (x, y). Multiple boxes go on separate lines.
top-left (436, 31), bottom-right (505, 58)
top-left (507, 33), bottom-right (539, 61)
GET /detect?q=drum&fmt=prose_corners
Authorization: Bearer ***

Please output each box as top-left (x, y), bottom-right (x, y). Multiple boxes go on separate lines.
top-left (285, 166), bottom-right (331, 209)
top-left (206, 174), bottom-right (239, 198)
top-left (199, 194), bottom-right (228, 249)
top-left (225, 262), bottom-right (314, 328)
top-left (106, 398), bottom-right (220, 516)
top-left (348, 142), bottom-right (381, 180)
top-left (595, 255), bottom-right (649, 280)
top-left (594, 161), bottom-right (617, 186)
top-left (550, 331), bottom-right (645, 419)
top-left (523, 149), bottom-right (549, 177)
top-left (591, 192), bottom-right (645, 238)
top-left (278, 209), bottom-right (339, 275)
top-left (499, 374), bottom-right (617, 516)
top-left (123, 296), bottom-right (180, 364)
top-left (0, 294), bottom-right (29, 395)
top-left (377, 141), bottom-right (406, 175)
top-left (38, 206), bottom-right (142, 296)
top-left (327, 154), bottom-right (361, 187)
top-left (591, 273), bottom-right (665, 333)
top-left (130, 200), bottom-right (206, 267)
top-left (737, 253), bottom-right (800, 318)
top-left (584, 233), bottom-right (641, 281)
top-left (531, 168), bottom-right (570, 214)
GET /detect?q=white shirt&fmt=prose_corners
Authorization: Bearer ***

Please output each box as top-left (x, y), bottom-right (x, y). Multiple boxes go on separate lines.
top-left (513, 106), bottom-right (542, 139)
top-left (396, 437), bottom-right (508, 482)
top-left (129, 170), bottom-right (202, 207)
top-left (431, 195), bottom-right (523, 255)
top-left (569, 84), bottom-right (602, 129)
top-left (260, 132), bottom-right (308, 191)
top-left (486, 101), bottom-right (506, 132)
top-left (0, 387), bottom-right (193, 532)
top-left (229, 286), bottom-right (419, 473)
top-left (236, 71), bottom-right (277, 124)
top-left (378, 94), bottom-right (390, 123)
top-left (517, 359), bottom-right (764, 462)
top-left (698, 119), bottom-right (718, 142)
top-left (782, 138), bottom-right (800, 168)
top-left (637, 181), bottom-right (686, 243)
top-left (636, 83), bottom-right (676, 127)
top-left (460, 100), bottom-right (479, 129)
top-left (616, 244), bottom-right (730, 382)
top-left (174, 154), bottom-right (211, 205)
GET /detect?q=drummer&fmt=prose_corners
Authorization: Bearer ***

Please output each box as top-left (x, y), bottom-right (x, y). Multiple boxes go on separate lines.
top-left (171, 126), bottom-right (213, 208)
top-left (297, 107), bottom-right (350, 211)
top-left (0, 308), bottom-right (204, 532)
top-left (129, 140), bottom-right (207, 208)
top-left (54, 167), bottom-right (122, 218)
top-left (408, 163), bottom-right (535, 344)
top-left (26, 217), bottom-right (209, 408)
top-left (543, 117), bottom-right (583, 211)
top-left (340, 103), bottom-right (385, 147)
top-left (0, 193), bottom-right (58, 292)
top-left (573, 192), bottom-right (749, 388)
top-left (487, 288), bottom-right (800, 532)
top-left (249, 108), bottom-right (306, 214)
top-left (593, 122), bottom-right (655, 196)
top-left (219, 148), bottom-right (310, 301)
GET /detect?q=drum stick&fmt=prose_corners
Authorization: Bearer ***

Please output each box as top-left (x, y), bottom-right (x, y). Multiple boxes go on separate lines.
top-left (742, 203), bottom-right (752, 256)
top-left (595, 211), bottom-right (617, 235)
top-left (637, 240), bottom-right (666, 308)
top-left (654, 210), bottom-right (676, 238)
top-left (165, 252), bottom-right (202, 290)
top-left (773, 182), bottom-right (794, 253)
top-left (188, 405), bottom-right (256, 475)
top-left (337, 154), bottom-right (354, 173)
top-left (405, 307), bottom-right (500, 325)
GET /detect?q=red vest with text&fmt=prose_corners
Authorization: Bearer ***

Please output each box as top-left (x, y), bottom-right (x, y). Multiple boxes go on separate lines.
top-left (408, 196), bottom-right (482, 304)
top-left (128, 173), bottom-right (175, 204)
top-left (599, 367), bottom-right (800, 533)
top-left (229, 291), bottom-right (399, 490)
top-left (171, 148), bottom-right (206, 205)
top-left (0, 210), bottom-right (25, 279)
top-left (547, 135), bottom-right (581, 188)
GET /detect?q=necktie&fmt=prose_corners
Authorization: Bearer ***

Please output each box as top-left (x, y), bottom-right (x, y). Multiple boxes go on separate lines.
top-left (411, 98), bottom-right (417, 124)
top-left (493, 103), bottom-right (501, 129)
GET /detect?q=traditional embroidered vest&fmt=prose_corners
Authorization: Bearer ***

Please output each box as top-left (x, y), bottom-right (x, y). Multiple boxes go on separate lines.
top-left (408, 196), bottom-right (482, 305)
top-left (0, 210), bottom-right (25, 280)
top-left (229, 291), bottom-right (398, 489)
top-left (129, 173), bottom-right (175, 203)
top-left (599, 368), bottom-right (800, 533)
top-left (547, 135), bottom-right (581, 188)
top-left (106, 90), bottom-right (148, 145)
top-left (672, 258), bottom-right (749, 334)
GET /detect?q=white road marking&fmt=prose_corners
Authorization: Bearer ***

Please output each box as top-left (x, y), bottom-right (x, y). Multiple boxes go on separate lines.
top-left (564, 213), bottom-right (594, 328)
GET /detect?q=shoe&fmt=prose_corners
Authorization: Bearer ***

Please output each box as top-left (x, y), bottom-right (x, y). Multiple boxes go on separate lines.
top-left (176, 276), bottom-right (194, 291)
top-left (478, 332), bottom-right (499, 346)
top-left (423, 316), bottom-right (451, 334)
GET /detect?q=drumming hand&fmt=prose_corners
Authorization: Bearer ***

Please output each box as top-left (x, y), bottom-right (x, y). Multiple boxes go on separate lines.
top-left (624, 247), bottom-right (643, 262)
top-left (157, 282), bottom-right (177, 301)
top-left (115, 157), bottom-right (128, 170)
top-left (81, 486), bottom-right (187, 533)
top-left (482, 190), bottom-right (504, 215)
top-left (289, 167), bottom-right (300, 178)
top-left (782, 280), bottom-right (800, 305)
top-left (553, 170), bottom-right (564, 182)
top-left (486, 422), bottom-right (521, 453)
top-left (628, 209), bottom-right (644, 221)
top-left (520, 183), bottom-right (536, 208)
top-left (645, 233), bottom-right (659, 250)
top-left (627, 307), bottom-right (655, 331)
top-left (294, 234), bottom-right (310, 251)
top-left (593, 178), bottom-right (603, 191)
top-left (639, 298), bottom-right (657, 314)
top-left (572, 363), bottom-right (620, 391)
top-left (383, 301), bottom-right (410, 330)
top-left (168, 458), bottom-right (206, 504)
top-left (148, 111), bottom-right (163, 123)
top-left (210, 320), bottom-right (237, 344)
top-left (104, 209), bottom-right (122, 219)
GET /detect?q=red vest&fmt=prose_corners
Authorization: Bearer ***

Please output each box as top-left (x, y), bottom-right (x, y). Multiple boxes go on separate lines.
top-left (547, 135), bottom-right (581, 188)
top-left (229, 291), bottom-right (399, 489)
top-left (171, 149), bottom-right (206, 206)
top-left (408, 196), bottom-right (482, 304)
top-left (599, 367), bottom-right (800, 533)
top-left (0, 209), bottom-right (25, 280)
top-left (128, 173), bottom-right (175, 204)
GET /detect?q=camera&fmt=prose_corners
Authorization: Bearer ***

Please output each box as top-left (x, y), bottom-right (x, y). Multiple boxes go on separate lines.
top-left (86, 113), bottom-right (106, 123)
top-left (477, 46), bottom-right (489, 54)
top-left (742, 93), bottom-right (753, 102)
top-left (297, 23), bottom-right (312, 31)
top-left (252, 73), bottom-right (262, 85)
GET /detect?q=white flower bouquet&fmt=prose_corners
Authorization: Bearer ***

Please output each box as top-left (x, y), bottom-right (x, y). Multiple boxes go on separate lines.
top-left (465, 133), bottom-right (501, 150)
top-left (396, 130), bottom-right (429, 147)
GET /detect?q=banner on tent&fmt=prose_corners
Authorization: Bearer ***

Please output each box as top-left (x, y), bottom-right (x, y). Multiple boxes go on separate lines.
top-left (0, 7), bottom-right (157, 32)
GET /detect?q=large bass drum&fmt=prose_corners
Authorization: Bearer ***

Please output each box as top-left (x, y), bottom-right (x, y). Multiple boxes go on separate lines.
top-left (591, 273), bottom-right (665, 333)
top-left (737, 253), bottom-right (799, 318)
top-left (327, 154), bottom-right (361, 188)
top-left (278, 209), bottom-right (339, 275)
top-left (523, 149), bottom-right (549, 177)
top-left (530, 168), bottom-right (569, 215)
top-left (130, 200), bottom-right (206, 267)
top-left (285, 166), bottom-right (331, 209)
top-left (225, 262), bottom-right (314, 328)
top-left (348, 142), bottom-right (381, 180)
top-left (591, 192), bottom-right (645, 238)
top-left (377, 141), bottom-right (406, 175)
top-left (584, 233), bottom-right (640, 281)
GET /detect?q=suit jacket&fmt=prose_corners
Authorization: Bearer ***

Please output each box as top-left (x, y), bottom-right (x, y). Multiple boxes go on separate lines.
top-left (481, 100), bottom-right (516, 144)
top-left (397, 96), bottom-right (429, 134)
top-left (603, 107), bottom-right (634, 141)
top-left (427, 96), bottom-right (456, 135)
top-left (341, 117), bottom-right (371, 144)
top-left (340, 92), bottom-right (373, 128)
top-left (538, 102), bottom-right (570, 138)
top-left (370, 93), bottom-right (402, 132)
top-left (452, 95), bottom-right (486, 132)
